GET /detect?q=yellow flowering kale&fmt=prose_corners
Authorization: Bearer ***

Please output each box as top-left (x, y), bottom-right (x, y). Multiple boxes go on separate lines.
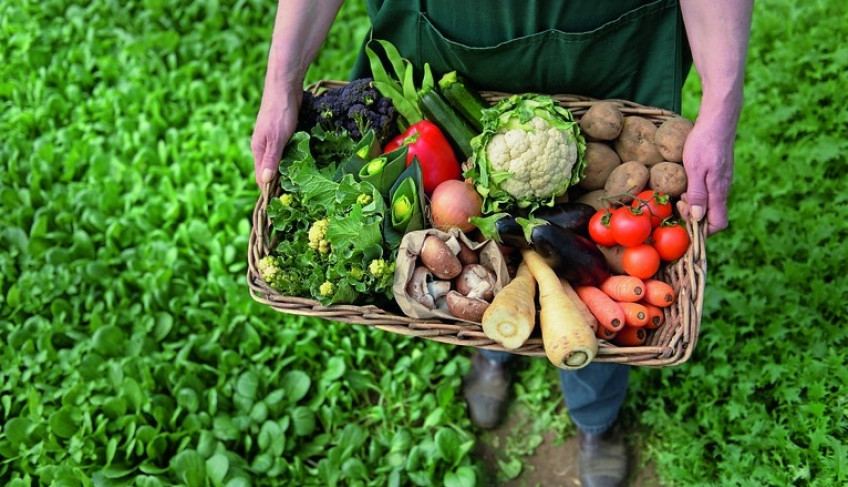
top-left (307, 218), bottom-right (331, 254)
top-left (368, 259), bottom-right (396, 291)
top-left (357, 193), bottom-right (373, 206)
top-left (264, 131), bottom-right (399, 306)
top-left (318, 281), bottom-right (335, 297)
top-left (279, 193), bottom-right (294, 206)
top-left (369, 259), bottom-right (388, 276)
top-left (256, 256), bottom-right (294, 293)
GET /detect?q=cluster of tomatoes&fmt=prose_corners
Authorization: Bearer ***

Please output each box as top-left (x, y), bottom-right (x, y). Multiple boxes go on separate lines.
top-left (587, 190), bottom-right (691, 279)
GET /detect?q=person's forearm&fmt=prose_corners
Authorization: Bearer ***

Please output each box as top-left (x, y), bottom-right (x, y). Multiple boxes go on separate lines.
top-left (679, 0), bottom-right (753, 130)
top-left (251, 0), bottom-right (344, 185)
top-left (264, 0), bottom-right (345, 89)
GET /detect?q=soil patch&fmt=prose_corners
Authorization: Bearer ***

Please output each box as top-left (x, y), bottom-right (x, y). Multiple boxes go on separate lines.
top-left (474, 403), bottom-right (664, 486)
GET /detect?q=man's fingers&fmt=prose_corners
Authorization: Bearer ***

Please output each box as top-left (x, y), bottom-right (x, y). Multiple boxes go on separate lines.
top-left (690, 204), bottom-right (705, 222)
top-left (259, 139), bottom-right (282, 184)
top-left (251, 133), bottom-right (283, 187)
top-left (681, 188), bottom-right (708, 223)
top-left (706, 194), bottom-right (729, 235)
top-left (678, 189), bottom-right (730, 236)
top-left (251, 135), bottom-right (266, 186)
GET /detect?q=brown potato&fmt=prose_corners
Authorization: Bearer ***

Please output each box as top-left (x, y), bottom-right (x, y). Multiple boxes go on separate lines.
top-left (613, 116), bottom-right (664, 167)
top-left (649, 162), bottom-right (688, 197)
top-left (579, 142), bottom-right (621, 191)
top-left (604, 161), bottom-right (650, 203)
top-left (655, 117), bottom-right (694, 163)
top-left (575, 189), bottom-right (611, 211)
top-left (579, 101), bottom-right (624, 140)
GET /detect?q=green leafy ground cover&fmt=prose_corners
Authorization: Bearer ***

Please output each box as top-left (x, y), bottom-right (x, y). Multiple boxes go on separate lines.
top-left (1, 0), bottom-right (845, 485)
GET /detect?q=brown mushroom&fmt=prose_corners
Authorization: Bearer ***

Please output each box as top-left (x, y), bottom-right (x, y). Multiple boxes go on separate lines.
top-left (455, 264), bottom-right (497, 301)
top-left (456, 241), bottom-right (480, 265)
top-left (406, 266), bottom-right (436, 309)
top-left (406, 266), bottom-right (453, 310)
top-left (419, 235), bottom-right (462, 279)
top-left (445, 291), bottom-right (490, 323)
top-left (427, 279), bottom-right (452, 302)
top-left (435, 296), bottom-right (450, 314)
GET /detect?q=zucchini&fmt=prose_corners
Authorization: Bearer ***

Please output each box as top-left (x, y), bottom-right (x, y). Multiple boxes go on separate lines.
top-left (418, 87), bottom-right (477, 158)
top-left (438, 71), bottom-right (488, 132)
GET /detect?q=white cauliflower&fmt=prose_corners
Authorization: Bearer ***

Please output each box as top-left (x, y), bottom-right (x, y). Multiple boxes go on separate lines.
top-left (467, 94), bottom-right (586, 213)
top-left (485, 115), bottom-right (580, 201)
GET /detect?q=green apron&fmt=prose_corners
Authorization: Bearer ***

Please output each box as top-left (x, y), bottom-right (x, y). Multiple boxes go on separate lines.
top-left (351, 0), bottom-right (691, 113)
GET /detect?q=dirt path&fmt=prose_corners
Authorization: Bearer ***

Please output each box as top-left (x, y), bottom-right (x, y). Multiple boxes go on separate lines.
top-left (473, 403), bottom-right (664, 487)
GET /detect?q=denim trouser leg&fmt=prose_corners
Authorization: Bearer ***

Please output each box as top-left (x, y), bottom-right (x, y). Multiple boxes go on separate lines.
top-left (479, 348), bottom-right (514, 364)
top-left (559, 362), bottom-right (630, 435)
top-left (476, 350), bottom-right (629, 434)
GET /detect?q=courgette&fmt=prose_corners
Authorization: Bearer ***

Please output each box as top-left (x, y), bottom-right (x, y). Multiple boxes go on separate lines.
top-left (438, 71), bottom-right (488, 132)
top-left (418, 87), bottom-right (477, 158)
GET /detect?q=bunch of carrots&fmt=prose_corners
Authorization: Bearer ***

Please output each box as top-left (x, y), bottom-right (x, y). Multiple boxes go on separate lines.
top-left (575, 275), bottom-right (675, 347)
top-left (479, 250), bottom-right (676, 371)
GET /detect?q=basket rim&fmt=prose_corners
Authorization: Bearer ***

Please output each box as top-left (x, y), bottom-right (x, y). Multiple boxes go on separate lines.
top-left (247, 81), bottom-right (707, 367)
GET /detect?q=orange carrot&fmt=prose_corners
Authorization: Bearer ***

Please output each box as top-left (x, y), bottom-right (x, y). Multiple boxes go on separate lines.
top-left (596, 326), bottom-right (617, 341)
top-left (599, 275), bottom-right (645, 303)
top-left (575, 285), bottom-right (625, 332)
top-left (613, 325), bottom-right (647, 346)
top-left (560, 277), bottom-right (600, 334)
top-left (642, 302), bottom-right (665, 329)
top-left (618, 302), bottom-right (649, 327)
top-left (643, 279), bottom-right (676, 307)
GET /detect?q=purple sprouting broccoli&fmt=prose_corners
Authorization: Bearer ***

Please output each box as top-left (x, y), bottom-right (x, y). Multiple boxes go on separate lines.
top-left (296, 78), bottom-right (397, 144)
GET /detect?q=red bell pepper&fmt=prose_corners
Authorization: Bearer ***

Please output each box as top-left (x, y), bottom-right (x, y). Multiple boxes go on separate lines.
top-left (383, 120), bottom-right (461, 196)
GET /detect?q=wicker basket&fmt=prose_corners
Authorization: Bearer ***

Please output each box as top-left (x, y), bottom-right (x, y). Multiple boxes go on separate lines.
top-left (247, 80), bottom-right (707, 367)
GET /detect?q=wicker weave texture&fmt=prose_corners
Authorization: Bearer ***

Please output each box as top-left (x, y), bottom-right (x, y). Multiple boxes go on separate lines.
top-left (247, 81), bottom-right (707, 367)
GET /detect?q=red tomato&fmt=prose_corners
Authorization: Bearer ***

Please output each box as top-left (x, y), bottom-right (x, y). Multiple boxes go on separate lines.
top-left (383, 120), bottom-right (461, 196)
top-left (622, 244), bottom-right (661, 279)
top-left (588, 209), bottom-right (617, 246)
top-left (609, 207), bottom-right (652, 247)
top-left (652, 223), bottom-right (691, 261)
top-left (632, 190), bottom-right (673, 227)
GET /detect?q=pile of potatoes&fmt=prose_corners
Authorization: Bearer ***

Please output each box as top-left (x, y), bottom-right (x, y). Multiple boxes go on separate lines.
top-left (574, 101), bottom-right (693, 207)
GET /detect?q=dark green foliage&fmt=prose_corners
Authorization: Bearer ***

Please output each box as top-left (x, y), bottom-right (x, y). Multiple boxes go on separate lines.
top-left (0, 0), bottom-right (475, 485)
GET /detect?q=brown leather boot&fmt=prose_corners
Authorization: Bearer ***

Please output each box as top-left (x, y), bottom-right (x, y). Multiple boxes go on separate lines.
top-left (578, 426), bottom-right (629, 487)
top-left (462, 352), bottom-right (512, 429)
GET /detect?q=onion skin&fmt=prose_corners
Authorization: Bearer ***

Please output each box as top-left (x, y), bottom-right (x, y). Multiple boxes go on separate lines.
top-left (430, 180), bottom-right (483, 233)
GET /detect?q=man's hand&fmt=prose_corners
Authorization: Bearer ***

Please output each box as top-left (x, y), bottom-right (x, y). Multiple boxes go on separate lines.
top-left (677, 117), bottom-right (736, 235)
top-left (679, 0), bottom-right (753, 236)
top-left (250, 0), bottom-right (344, 188)
top-left (251, 87), bottom-right (301, 186)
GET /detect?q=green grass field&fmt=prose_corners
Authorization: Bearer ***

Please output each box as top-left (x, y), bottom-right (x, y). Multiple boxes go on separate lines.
top-left (1, 1), bottom-right (846, 485)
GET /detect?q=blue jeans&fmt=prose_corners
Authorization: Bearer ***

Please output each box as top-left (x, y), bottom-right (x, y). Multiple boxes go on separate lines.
top-left (480, 349), bottom-right (629, 435)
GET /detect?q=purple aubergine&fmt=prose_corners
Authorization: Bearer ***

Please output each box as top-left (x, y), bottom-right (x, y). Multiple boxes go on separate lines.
top-left (535, 202), bottom-right (597, 237)
top-left (493, 214), bottom-right (531, 249)
top-left (529, 222), bottom-right (610, 286)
